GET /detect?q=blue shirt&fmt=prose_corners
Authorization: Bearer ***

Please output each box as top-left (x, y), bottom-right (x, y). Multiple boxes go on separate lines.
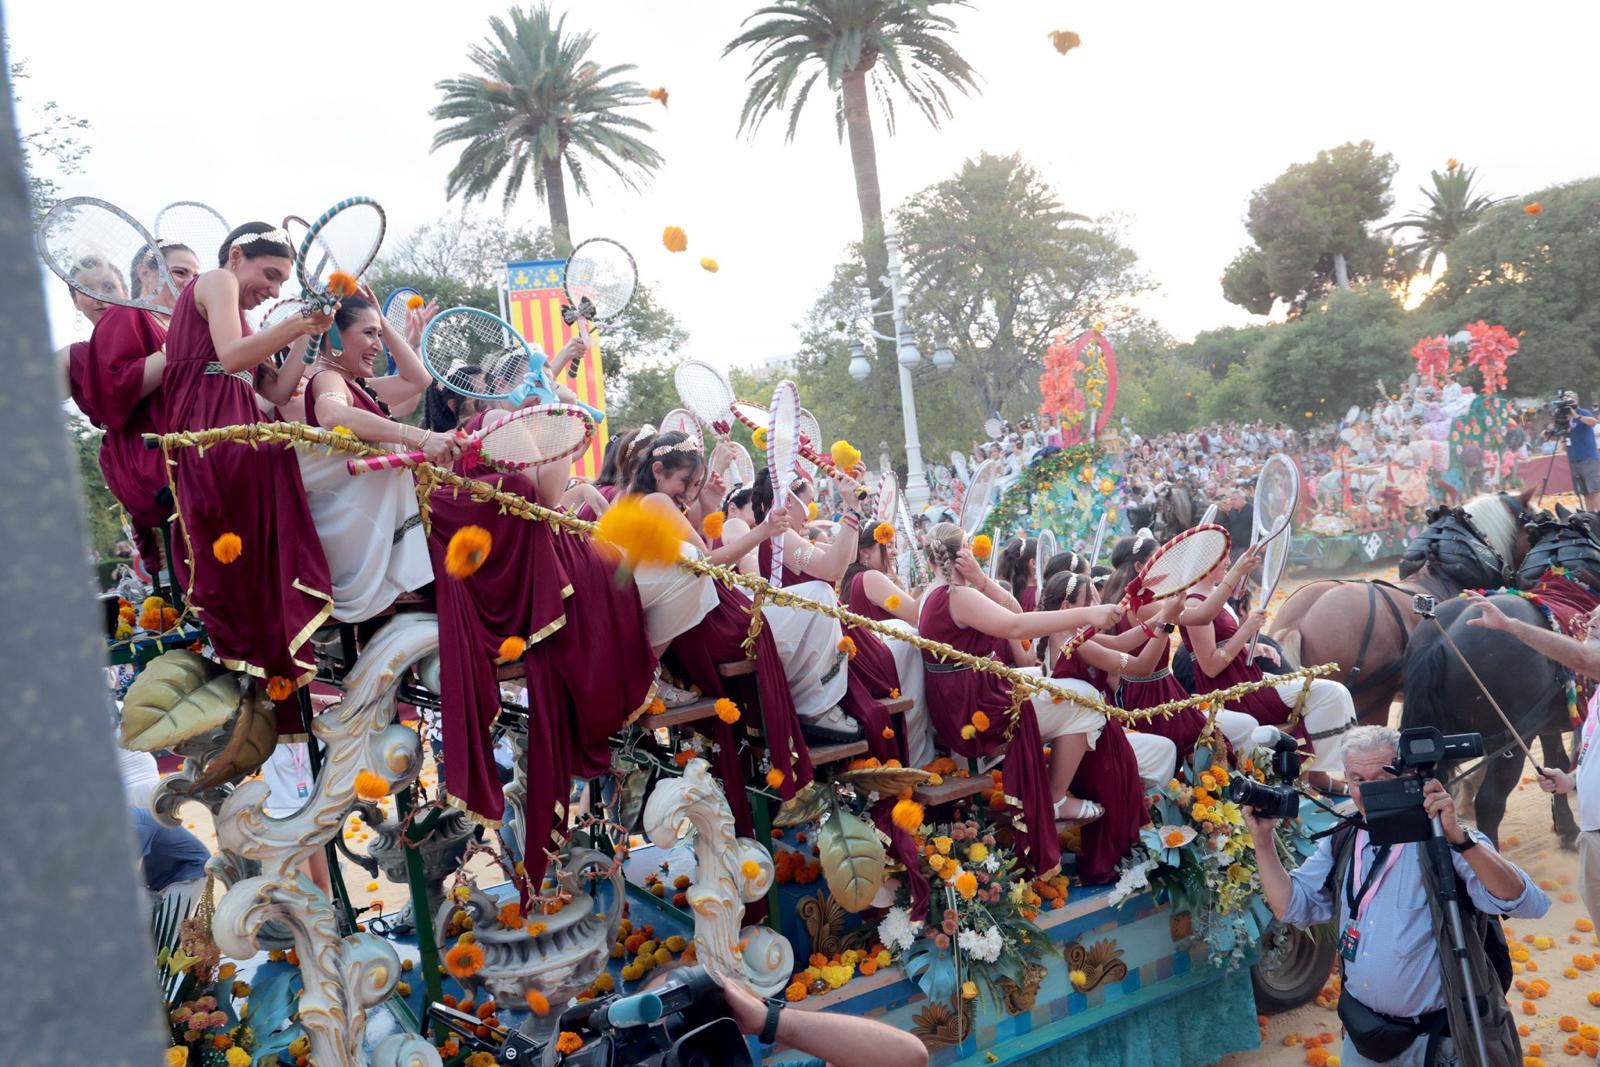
top-left (1281, 828), bottom-right (1548, 1017)
top-left (130, 806), bottom-right (210, 892)
top-left (1570, 409), bottom-right (1598, 462)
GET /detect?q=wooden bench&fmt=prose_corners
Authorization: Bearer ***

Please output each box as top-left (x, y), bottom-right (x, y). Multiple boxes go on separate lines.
top-left (717, 660), bottom-right (758, 678)
top-left (809, 740), bottom-right (869, 766)
top-left (912, 774), bottom-right (992, 807)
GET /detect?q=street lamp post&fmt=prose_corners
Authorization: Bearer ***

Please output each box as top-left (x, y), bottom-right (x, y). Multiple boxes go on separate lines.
top-left (884, 226), bottom-right (931, 510)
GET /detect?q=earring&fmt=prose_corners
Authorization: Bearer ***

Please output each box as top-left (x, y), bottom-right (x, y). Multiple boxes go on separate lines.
top-left (75, 310), bottom-right (85, 329)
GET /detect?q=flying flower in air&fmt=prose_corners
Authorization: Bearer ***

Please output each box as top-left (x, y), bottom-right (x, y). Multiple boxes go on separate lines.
top-left (891, 795), bottom-right (924, 833)
top-left (1524, 202), bottom-right (1543, 216)
top-left (354, 769), bottom-right (390, 800)
top-left (1048, 30), bottom-right (1082, 54)
top-left (715, 698), bottom-right (741, 724)
top-left (326, 271), bottom-right (359, 298)
top-left (648, 87), bottom-right (669, 107)
top-left (662, 226), bottom-right (688, 253)
top-left (445, 526), bottom-right (493, 578)
top-left (212, 532), bottom-right (242, 564)
top-left (702, 510), bottom-right (726, 540)
top-left (830, 439), bottom-right (862, 471)
top-left (525, 990), bottom-right (550, 1016)
top-left (700, 257), bottom-right (719, 273)
top-left (266, 676), bottom-right (295, 701)
top-left (406, 294), bottom-right (426, 310)
top-left (970, 534), bottom-right (993, 560)
top-left (497, 636), bottom-right (527, 663)
top-left (1447, 157), bottom-right (1460, 171)
top-left (444, 940), bottom-right (486, 979)
top-left (752, 427), bottom-right (769, 450)
top-left (595, 495), bottom-right (682, 572)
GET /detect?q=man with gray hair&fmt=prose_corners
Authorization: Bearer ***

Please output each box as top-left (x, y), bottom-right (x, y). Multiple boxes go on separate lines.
top-left (1247, 724), bottom-right (1548, 1066)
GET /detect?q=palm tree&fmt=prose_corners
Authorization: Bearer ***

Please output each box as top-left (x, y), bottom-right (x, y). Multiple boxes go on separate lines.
top-left (431, 5), bottom-right (663, 251)
top-left (724, 1), bottom-right (978, 348)
top-left (1382, 162), bottom-right (1507, 276)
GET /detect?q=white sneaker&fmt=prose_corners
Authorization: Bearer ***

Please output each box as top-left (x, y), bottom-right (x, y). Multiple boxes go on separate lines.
top-left (657, 677), bottom-right (700, 708)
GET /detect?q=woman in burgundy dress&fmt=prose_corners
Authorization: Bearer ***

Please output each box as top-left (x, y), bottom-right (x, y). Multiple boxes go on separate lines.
top-left (161, 222), bottom-right (335, 713)
top-left (69, 241), bottom-right (203, 577)
top-left (915, 522), bottom-right (1122, 877)
top-left (841, 525), bottom-right (933, 766)
top-left (1181, 544), bottom-right (1356, 789)
top-left (997, 537), bottom-right (1040, 612)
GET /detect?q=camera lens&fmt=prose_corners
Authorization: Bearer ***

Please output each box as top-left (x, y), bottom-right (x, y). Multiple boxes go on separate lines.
top-left (1228, 776), bottom-right (1299, 820)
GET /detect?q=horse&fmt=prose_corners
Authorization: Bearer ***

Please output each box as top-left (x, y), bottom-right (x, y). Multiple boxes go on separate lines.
top-left (1268, 489), bottom-right (1537, 726)
top-left (1399, 509), bottom-right (1600, 848)
top-left (1152, 483), bottom-right (1196, 541)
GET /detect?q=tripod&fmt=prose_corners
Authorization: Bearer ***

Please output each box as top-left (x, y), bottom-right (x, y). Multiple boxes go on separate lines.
top-left (1536, 441), bottom-right (1565, 506)
top-left (1422, 814), bottom-right (1491, 1066)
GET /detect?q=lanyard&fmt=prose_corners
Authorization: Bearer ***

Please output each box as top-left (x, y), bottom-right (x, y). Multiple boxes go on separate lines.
top-left (1347, 832), bottom-right (1404, 922)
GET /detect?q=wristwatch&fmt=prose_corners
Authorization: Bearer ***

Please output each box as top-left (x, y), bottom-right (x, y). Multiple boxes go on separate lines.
top-left (1449, 833), bottom-right (1479, 854)
top-left (759, 997), bottom-right (785, 1045)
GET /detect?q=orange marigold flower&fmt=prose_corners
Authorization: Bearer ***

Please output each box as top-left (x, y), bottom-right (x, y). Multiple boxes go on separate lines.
top-left (648, 697), bottom-right (666, 716)
top-left (838, 636), bottom-right (857, 660)
top-left (595, 495), bottom-right (682, 571)
top-left (873, 522), bottom-right (895, 545)
top-left (954, 870), bottom-right (978, 899)
top-left (555, 1031), bottom-right (584, 1055)
top-left (1524, 202), bottom-right (1543, 216)
top-left (444, 940), bottom-right (486, 979)
top-left (714, 698), bottom-right (741, 724)
top-left (891, 796), bottom-right (924, 833)
top-left (674, 750), bottom-right (696, 768)
top-left (785, 981), bottom-right (808, 1002)
top-left (353, 770), bottom-right (389, 800)
top-left (1560, 1015), bottom-right (1580, 1032)
top-left (445, 525), bottom-right (493, 578)
top-left (1578, 918), bottom-right (1595, 933)
top-left (498, 903), bottom-right (525, 930)
top-left (497, 636), bottom-right (527, 663)
top-left (885, 595), bottom-right (902, 611)
top-left (525, 989), bottom-right (550, 1015)
top-left (971, 710), bottom-right (991, 732)
top-left (406, 294), bottom-right (426, 311)
top-left (701, 510), bottom-right (726, 541)
top-left (266, 676), bottom-right (295, 701)
top-left (326, 271), bottom-right (359, 298)
top-left (741, 860), bottom-right (761, 880)
top-left (766, 768), bottom-right (785, 789)
top-left (648, 87), bottom-right (669, 106)
top-left (212, 532), bottom-right (243, 564)
top-left (882, 727), bottom-right (895, 739)
top-left (662, 226), bottom-right (688, 253)
top-left (970, 534), bottom-right (993, 560)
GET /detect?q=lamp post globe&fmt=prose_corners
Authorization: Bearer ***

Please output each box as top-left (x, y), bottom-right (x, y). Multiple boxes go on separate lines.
top-left (848, 339), bottom-right (872, 383)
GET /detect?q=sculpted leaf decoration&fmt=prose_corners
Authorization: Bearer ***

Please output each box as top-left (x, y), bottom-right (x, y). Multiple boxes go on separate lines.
top-left (121, 650), bottom-right (244, 751)
top-left (817, 804), bottom-right (887, 913)
top-left (910, 997), bottom-right (975, 1050)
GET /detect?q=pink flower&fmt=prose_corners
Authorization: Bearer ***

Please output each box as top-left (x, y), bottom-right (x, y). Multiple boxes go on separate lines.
top-left (935, 934), bottom-right (951, 951)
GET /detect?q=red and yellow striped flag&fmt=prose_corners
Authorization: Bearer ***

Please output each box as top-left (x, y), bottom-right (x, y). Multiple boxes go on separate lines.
top-left (504, 259), bottom-right (609, 479)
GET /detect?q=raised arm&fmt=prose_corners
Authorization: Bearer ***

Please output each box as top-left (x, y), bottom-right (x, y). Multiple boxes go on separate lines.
top-left (196, 270), bottom-right (328, 374)
top-left (949, 585), bottom-right (1123, 642)
top-left (362, 287), bottom-right (434, 408)
top-left (787, 512), bottom-right (859, 584)
top-left (861, 568), bottom-right (919, 625)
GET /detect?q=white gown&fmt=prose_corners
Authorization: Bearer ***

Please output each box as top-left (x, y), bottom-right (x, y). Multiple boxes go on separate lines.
top-left (876, 617), bottom-right (935, 767)
top-left (755, 579), bottom-right (849, 721)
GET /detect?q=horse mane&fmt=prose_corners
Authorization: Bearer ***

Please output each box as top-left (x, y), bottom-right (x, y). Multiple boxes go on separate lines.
top-left (1463, 493), bottom-right (1519, 565)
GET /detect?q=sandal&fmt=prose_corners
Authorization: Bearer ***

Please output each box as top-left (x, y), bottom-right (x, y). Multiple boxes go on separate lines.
top-left (657, 676), bottom-right (700, 709)
top-left (1054, 795), bottom-right (1104, 829)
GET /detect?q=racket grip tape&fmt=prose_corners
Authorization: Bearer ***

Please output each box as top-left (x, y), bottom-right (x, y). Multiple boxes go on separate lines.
top-left (346, 450), bottom-right (424, 475)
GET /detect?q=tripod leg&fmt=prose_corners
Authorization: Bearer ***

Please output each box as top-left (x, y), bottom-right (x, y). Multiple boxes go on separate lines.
top-left (1427, 818), bottom-right (1492, 1066)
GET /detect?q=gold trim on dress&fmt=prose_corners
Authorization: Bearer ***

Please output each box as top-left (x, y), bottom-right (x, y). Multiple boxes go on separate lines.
top-left (439, 786), bottom-right (504, 830)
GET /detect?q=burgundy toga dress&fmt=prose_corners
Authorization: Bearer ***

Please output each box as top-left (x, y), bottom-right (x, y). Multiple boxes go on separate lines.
top-left (160, 284), bottom-right (333, 694)
top-left (69, 305), bottom-right (173, 577)
top-left (1116, 620), bottom-right (1209, 762)
top-left (917, 586), bottom-right (1059, 878)
top-left (1051, 647), bottom-right (1145, 885)
top-left (1181, 596), bottom-right (1292, 726)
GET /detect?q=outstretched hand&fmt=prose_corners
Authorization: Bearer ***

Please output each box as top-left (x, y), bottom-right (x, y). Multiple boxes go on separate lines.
top-left (1465, 593), bottom-right (1513, 632)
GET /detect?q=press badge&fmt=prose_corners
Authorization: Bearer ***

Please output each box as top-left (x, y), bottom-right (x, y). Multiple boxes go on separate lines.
top-left (1340, 924), bottom-right (1361, 962)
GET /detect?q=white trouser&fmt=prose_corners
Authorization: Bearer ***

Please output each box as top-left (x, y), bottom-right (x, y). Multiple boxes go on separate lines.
top-left (1026, 673), bottom-right (1106, 748)
top-left (877, 619), bottom-right (934, 768)
top-left (1270, 676), bottom-right (1358, 773)
top-left (1127, 732), bottom-right (1178, 793)
top-left (1217, 710), bottom-right (1261, 753)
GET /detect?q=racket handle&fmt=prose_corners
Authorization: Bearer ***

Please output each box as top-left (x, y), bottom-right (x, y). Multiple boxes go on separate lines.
top-left (347, 450), bottom-right (424, 475)
top-left (568, 317), bottom-right (594, 378)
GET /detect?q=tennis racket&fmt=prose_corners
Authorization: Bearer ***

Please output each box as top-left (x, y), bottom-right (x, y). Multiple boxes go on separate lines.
top-left (660, 407), bottom-right (704, 454)
top-left (347, 403), bottom-right (594, 476)
top-left (380, 287), bottom-right (423, 374)
top-left (561, 237), bottom-right (637, 378)
top-left (767, 381), bottom-right (801, 584)
top-left (730, 400), bottom-right (869, 502)
top-left (1062, 524), bottom-right (1231, 656)
top-left (421, 307), bottom-right (603, 423)
top-left (674, 359), bottom-right (737, 440)
top-left (960, 459), bottom-right (1001, 535)
top-left (1248, 453), bottom-right (1301, 655)
top-left (711, 440), bottom-right (755, 491)
top-left (293, 197), bottom-right (386, 363)
top-left (36, 197), bottom-right (172, 312)
top-left (1199, 503), bottom-right (1219, 527)
top-left (1035, 528), bottom-right (1058, 596)
top-left (257, 297), bottom-right (312, 364)
top-left (153, 200), bottom-right (231, 265)
top-left (1087, 510), bottom-right (1110, 571)
top-left (797, 408), bottom-right (823, 477)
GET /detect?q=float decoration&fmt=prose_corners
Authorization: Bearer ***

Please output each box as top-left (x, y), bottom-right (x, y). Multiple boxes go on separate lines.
top-left (1040, 328), bottom-right (1119, 445)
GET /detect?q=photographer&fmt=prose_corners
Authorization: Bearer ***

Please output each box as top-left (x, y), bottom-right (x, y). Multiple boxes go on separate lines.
top-left (1557, 390), bottom-right (1599, 509)
top-left (1246, 725), bottom-right (1548, 1066)
top-left (1469, 594), bottom-right (1600, 930)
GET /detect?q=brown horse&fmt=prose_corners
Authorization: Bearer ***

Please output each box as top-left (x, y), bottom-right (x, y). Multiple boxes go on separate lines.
top-left (1268, 489), bottom-right (1537, 725)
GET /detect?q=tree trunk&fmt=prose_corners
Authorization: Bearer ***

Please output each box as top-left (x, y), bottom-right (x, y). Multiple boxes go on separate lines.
top-left (841, 69), bottom-right (893, 367)
top-left (543, 156), bottom-right (572, 255)
top-left (1333, 251), bottom-right (1350, 290)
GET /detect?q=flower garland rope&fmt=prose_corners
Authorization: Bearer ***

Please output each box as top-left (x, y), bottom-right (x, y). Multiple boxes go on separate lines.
top-left (145, 423), bottom-right (1338, 725)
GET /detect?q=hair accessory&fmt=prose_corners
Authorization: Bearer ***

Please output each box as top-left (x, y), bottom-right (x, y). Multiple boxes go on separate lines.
top-left (230, 227), bottom-right (291, 249)
top-left (1065, 572), bottom-right (1080, 600)
top-left (1133, 527), bottom-right (1153, 554)
top-left (651, 437), bottom-right (700, 458)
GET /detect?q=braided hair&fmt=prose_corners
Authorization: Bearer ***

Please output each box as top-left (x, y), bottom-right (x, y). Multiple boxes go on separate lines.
top-left (996, 537), bottom-right (1037, 594)
top-left (924, 521), bottom-right (965, 583)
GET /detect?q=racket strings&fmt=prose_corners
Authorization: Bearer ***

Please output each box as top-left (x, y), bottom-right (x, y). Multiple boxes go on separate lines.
top-left (478, 411), bottom-right (592, 471)
top-left (299, 204), bottom-right (384, 293)
top-left (425, 313), bottom-right (529, 397)
top-left (674, 362), bottom-right (736, 430)
top-left (153, 203), bottom-right (230, 264)
top-left (38, 201), bottom-right (165, 309)
top-left (566, 241), bottom-right (637, 318)
top-left (961, 461), bottom-right (1000, 532)
top-left (1137, 529), bottom-right (1229, 598)
top-left (660, 410), bottom-right (704, 453)
top-left (712, 442), bottom-right (755, 488)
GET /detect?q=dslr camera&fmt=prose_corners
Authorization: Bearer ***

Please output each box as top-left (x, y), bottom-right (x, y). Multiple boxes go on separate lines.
top-left (1228, 729), bottom-right (1303, 820)
top-left (430, 965), bottom-right (752, 1067)
top-left (1358, 725), bottom-right (1484, 847)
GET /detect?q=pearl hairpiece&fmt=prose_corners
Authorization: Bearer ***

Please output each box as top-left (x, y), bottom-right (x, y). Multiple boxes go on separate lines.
top-left (231, 227), bottom-right (291, 249)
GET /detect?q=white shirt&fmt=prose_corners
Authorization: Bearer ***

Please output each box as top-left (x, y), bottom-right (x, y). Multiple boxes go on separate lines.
top-left (1579, 691), bottom-right (1600, 832)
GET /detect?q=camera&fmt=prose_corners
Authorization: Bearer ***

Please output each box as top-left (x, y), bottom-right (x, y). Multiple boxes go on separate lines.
top-left (1358, 726), bottom-right (1484, 847)
top-left (429, 966), bottom-right (752, 1067)
top-left (1545, 391), bottom-right (1579, 441)
top-left (1228, 729), bottom-right (1303, 820)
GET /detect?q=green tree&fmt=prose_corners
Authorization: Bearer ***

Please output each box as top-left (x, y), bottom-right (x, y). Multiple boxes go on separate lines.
top-left (1175, 324), bottom-right (1269, 381)
top-left (431, 5), bottom-right (662, 250)
top-left (11, 52), bottom-right (91, 220)
top-left (895, 152), bottom-right (1147, 419)
top-left (724, 0), bottom-right (979, 364)
top-left (1417, 176), bottom-right (1600, 399)
top-left (1107, 320), bottom-right (1206, 436)
top-left (1250, 285), bottom-right (1410, 425)
top-left (69, 417), bottom-right (122, 560)
top-left (1221, 141), bottom-right (1397, 315)
top-left (1381, 161), bottom-right (1507, 276)
top-left (367, 214), bottom-right (685, 386)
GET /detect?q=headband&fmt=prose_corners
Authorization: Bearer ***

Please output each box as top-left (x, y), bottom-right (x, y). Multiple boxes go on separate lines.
top-left (1065, 572), bottom-right (1080, 600)
top-left (1133, 527), bottom-right (1153, 555)
top-left (651, 437), bottom-right (700, 458)
top-left (627, 425), bottom-right (657, 461)
top-left (230, 227), bottom-right (291, 250)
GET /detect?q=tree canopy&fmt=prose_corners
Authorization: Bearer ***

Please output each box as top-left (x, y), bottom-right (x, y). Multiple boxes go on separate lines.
top-left (1221, 140), bottom-right (1397, 316)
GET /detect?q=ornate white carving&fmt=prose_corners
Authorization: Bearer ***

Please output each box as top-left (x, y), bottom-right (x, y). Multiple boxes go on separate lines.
top-left (643, 758), bottom-right (793, 996)
top-left (213, 614), bottom-right (443, 1067)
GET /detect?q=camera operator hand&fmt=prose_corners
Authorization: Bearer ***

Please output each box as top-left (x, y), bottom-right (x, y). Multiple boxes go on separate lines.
top-left (1242, 805), bottom-right (1294, 921)
top-left (1421, 778), bottom-right (1466, 845)
top-left (717, 975), bottom-right (928, 1067)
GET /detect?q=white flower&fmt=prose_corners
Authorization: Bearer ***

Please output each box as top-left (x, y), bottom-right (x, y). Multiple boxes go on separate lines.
top-left (879, 906), bottom-right (919, 952)
top-left (982, 853), bottom-right (1001, 873)
top-left (1108, 857), bottom-right (1158, 907)
top-left (958, 926), bottom-right (1003, 963)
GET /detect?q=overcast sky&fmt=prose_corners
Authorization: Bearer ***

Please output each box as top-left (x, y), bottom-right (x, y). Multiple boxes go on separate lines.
top-left (14, 1), bottom-right (1598, 371)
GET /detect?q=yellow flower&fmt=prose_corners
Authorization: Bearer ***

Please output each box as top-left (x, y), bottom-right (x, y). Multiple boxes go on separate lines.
top-left (885, 594), bottom-right (902, 611)
top-left (445, 525), bottom-right (493, 579)
top-left (961, 725), bottom-right (977, 740)
top-left (701, 510), bottom-right (726, 540)
top-left (1078, 466), bottom-right (1093, 482)
top-left (166, 1049), bottom-right (189, 1067)
top-left (354, 769), bottom-right (389, 801)
top-left (225, 1049), bottom-right (251, 1067)
top-left (741, 860), bottom-right (761, 880)
top-left (961, 980), bottom-right (979, 1000)
top-left (1097, 477), bottom-right (1115, 494)
top-left (970, 534), bottom-right (993, 560)
top-left (830, 440), bottom-right (862, 471)
top-left (497, 635), bottom-right (527, 663)
top-left (968, 842), bottom-right (989, 863)
top-left (1228, 863), bottom-right (1252, 885)
top-left (662, 226), bottom-right (688, 253)
top-left (594, 495), bottom-right (682, 571)
top-left (212, 532), bottom-right (242, 564)
top-left (807, 501), bottom-right (819, 520)
top-left (933, 836), bottom-right (953, 855)
top-left (699, 257), bottom-right (719, 273)
top-left (328, 425), bottom-right (356, 438)
top-left (1070, 969), bottom-right (1088, 989)
top-left (715, 697), bottom-right (742, 724)
top-left (752, 427), bottom-right (768, 450)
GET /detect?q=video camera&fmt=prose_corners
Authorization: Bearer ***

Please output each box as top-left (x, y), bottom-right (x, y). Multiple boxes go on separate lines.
top-left (1545, 391), bottom-right (1580, 441)
top-left (1228, 729), bottom-right (1303, 820)
top-left (428, 966), bottom-right (752, 1067)
top-left (1358, 726), bottom-right (1484, 847)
